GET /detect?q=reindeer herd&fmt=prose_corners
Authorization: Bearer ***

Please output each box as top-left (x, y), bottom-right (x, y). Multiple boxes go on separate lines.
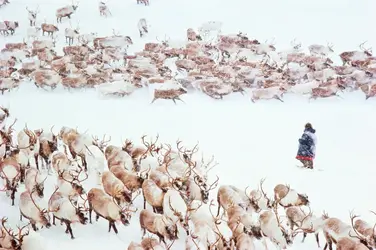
top-left (0, 0), bottom-right (376, 102)
top-left (0, 106), bottom-right (375, 250)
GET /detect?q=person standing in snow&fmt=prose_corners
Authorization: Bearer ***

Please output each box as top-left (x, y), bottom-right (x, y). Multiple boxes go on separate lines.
top-left (296, 123), bottom-right (317, 169)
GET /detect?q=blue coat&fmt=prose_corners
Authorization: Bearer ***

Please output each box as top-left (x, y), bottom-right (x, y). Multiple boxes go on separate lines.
top-left (296, 127), bottom-right (317, 160)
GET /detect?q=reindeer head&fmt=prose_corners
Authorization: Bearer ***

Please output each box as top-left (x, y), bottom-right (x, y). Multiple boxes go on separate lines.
top-left (297, 193), bottom-right (309, 206)
top-left (32, 174), bottom-right (47, 198)
top-left (0, 167), bottom-right (20, 199)
top-left (194, 175), bottom-right (219, 204)
top-left (125, 36), bottom-right (133, 45)
top-left (360, 41), bottom-right (372, 56)
top-left (69, 197), bottom-right (88, 225)
top-left (59, 169), bottom-right (87, 195)
top-left (177, 87), bottom-right (188, 95)
top-left (0, 106), bottom-right (10, 123)
top-left (1, 218), bottom-right (30, 250)
top-left (23, 124), bottom-right (38, 150)
top-left (30, 191), bottom-right (51, 228)
top-left (162, 217), bottom-right (179, 241)
top-left (116, 192), bottom-right (139, 226)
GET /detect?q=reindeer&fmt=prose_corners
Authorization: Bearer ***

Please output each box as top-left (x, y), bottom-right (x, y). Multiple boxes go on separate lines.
top-left (246, 179), bottom-right (273, 211)
top-left (105, 145), bottom-right (134, 170)
top-left (27, 26), bottom-right (42, 40)
top-left (25, 168), bottom-right (47, 198)
top-left (259, 203), bottom-right (293, 250)
top-left (65, 21), bottom-right (80, 45)
top-left (0, 0), bottom-right (10, 8)
top-left (186, 28), bottom-right (201, 41)
top-left (5, 41), bottom-right (28, 50)
top-left (3, 21), bottom-right (19, 35)
top-left (0, 156), bottom-right (21, 205)
top-left (151, 87), bottom-right (187, 104)
top-left (163, 190), bottom-right (190, 235)
top-left (140, 209), bottom-right (178, 244)
top-left (84, 135), bottom-right (109, 184)
top-left (19, 190), bottom-right (51, 231)
top-left (16, 125), bottom-right (41, 170)
top-left (109, 165), bottom-right (149, 193)
top-left (273, 184), bottom-right (309, 207)
top-left (348, 212), bottom-right (376, 248)
top-left (32, 39), bottom-right (56, 50)
top-left (0, 77), bottom-right (20, 94)
top-left (129, 237), bottom-right (172, 250)
top-left (38, 128), bottom-right (58, 170)
top-left (142, 178), bottom-right (167, 214)
top-left (56, 167), bottom-right (88, 200)
top-left (216, 185), bottom-right (257, 217)
top-left (87, 188), bottom-right (137, 234)
top-left (31, 69), bottom-right (61, 90)
top-left (137, 0), bottom-right (149, 5)
top-left (339, 42), bottom-right (372, 66)
top-left (226, 204), bottom-right (262, 243)
top-left (56, 2), bottom-right (79, 23)
top-left (322, 212), bottom-right (374, 250)
top-left (0, 218), bottom-right (30, 250)
top-left (308, 43), bottom-right (334, 56)
top-left (137, 18), bottom-right (148, 37)
top-left (285, 206), bottom-right (325, 247)
top-left (99, 2), bottom-right (112, 17)
top-left (61, 74), bottom-right (87, 89)
top-left (102, 170), bottom-right (132, 205)
top-left (41, 22), bottom-right (59, 36)
top-left (48, 186), bottom-right (88, 239)
top-left (26, 6), bottom-right (39, 26)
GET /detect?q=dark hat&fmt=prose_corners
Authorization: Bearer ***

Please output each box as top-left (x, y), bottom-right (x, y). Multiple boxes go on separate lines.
top-left (305, 123), bottom-right (312, 129)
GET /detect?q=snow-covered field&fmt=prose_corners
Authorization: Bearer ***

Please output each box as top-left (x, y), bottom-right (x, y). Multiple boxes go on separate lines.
top-left (1, 0), bottom-right (376, 249)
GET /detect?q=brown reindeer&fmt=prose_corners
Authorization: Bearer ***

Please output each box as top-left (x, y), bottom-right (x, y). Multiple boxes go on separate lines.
top-left (140, 209), bottom-right (178, 244)
top-left (87, 188), bottom-right (137, 234)
top-left (151, 87), bottom-right (187, 104)
top-left (41, 23), bottom-right (59, 36)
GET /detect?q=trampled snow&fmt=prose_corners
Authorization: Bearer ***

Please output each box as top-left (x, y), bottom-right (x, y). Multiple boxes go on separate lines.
top-left (0, 0), bottom-right (376, 249)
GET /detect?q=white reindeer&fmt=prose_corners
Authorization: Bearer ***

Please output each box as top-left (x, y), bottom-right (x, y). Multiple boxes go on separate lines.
top-left (99, 2), bottom-right (111, 17)
top-left (65, 21), bottom-right (80, 45)
top-left (308, 43), bottom-right (334, 56)
top-left (27, 27), bottom-right (42, 40)
top-left (26, 6), bottom-right (39, 26)
top-left (137, 18), bottom-right (148, 37)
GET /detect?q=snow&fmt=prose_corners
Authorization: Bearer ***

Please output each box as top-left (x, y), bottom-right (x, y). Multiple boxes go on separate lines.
top-left (0, 0), bottom-right (376, 249)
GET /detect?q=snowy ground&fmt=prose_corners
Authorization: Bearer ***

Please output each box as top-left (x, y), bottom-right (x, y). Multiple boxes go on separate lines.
top-left (1, 0), bottom-right (376, 249)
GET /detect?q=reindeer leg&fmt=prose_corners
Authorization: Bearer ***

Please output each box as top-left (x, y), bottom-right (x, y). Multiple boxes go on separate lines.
top-left (273, 95), bottom-right (284, 102)
top-left (31, 223), bottom-right (37, 231)
top-left (323, 231), bottom-right (331, 250)
top-left (34, 153), bottom-right (39, 170)
top-left (53, 215), bottom-right (56, 225)
top-left (143, 194), bottom-right (146, 209)
top-left (88, 205), bottom-right (93, 223)
top-left (150, 97), bottom-right (157, 104)
top-left (112, 222), bottom-right (118, 234)
top-left (315, 233), bottom-right (320, 248)
top-left (10, 189), bottom-right (16, 206)
top-left (301, 232), bottom-right (307, 242)
top-left (96, 214), bottom-right (100, 222)
top-left (262, 237), bottom-right (269, 250)
top-left (175, 97), bottom-right (185, 103)
top-left (65, 221), bottom-right (75, 239)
